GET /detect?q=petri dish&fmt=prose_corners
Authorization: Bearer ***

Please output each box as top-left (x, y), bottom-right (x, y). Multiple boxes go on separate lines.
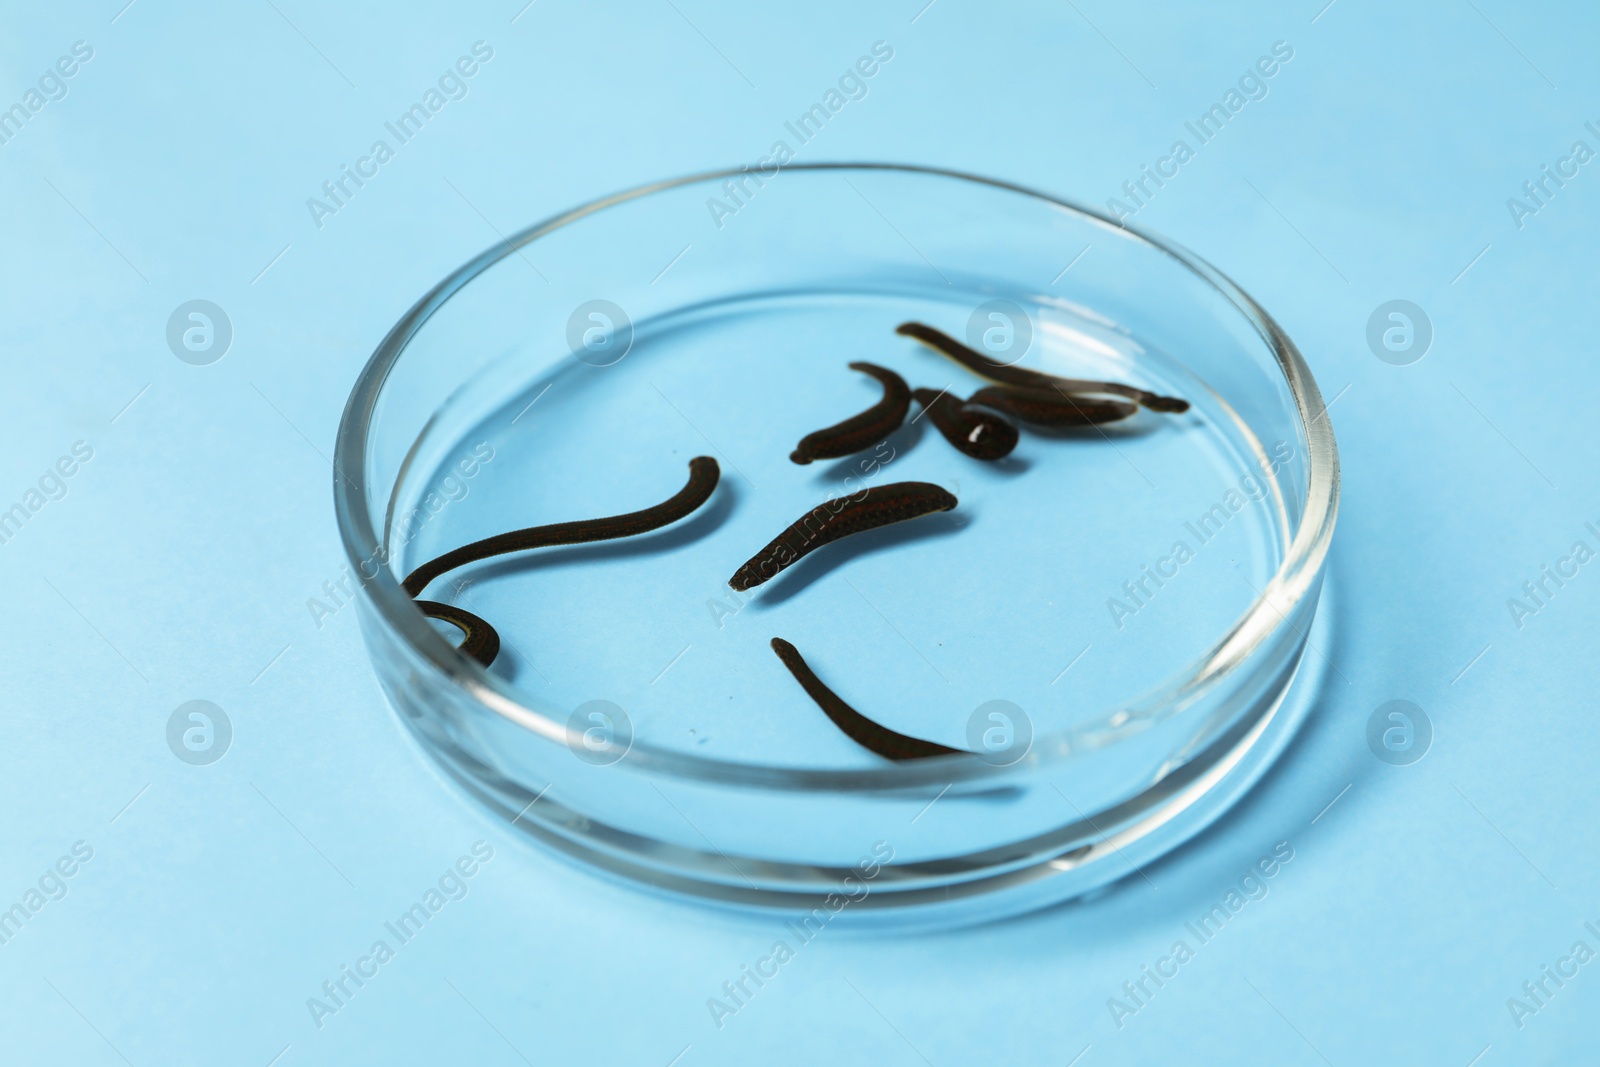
top-left (334, 163), bottom-right (1338, 926)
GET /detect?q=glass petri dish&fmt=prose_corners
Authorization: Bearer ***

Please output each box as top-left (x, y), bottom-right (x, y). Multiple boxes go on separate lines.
top-left (334, 163), bottom-right (1338, 926)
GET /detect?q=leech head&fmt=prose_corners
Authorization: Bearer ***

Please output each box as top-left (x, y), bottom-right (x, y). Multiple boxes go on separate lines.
top-left (895, 321), bottom-right (1007, 371)
top-left (895, 322), bottom-right (943, 344)
top-left (686, 455), bottom-right (722, 483)
top-left (1141, 394), bottom-right (1191, 414)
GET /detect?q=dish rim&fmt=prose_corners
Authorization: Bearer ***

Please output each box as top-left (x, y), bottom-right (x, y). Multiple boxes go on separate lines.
top-left (332, 161), bottom-right (1340, 792)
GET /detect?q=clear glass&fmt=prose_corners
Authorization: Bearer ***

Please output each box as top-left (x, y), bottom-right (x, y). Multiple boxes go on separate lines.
top-left (334, 164), bottom-right (1339, 925)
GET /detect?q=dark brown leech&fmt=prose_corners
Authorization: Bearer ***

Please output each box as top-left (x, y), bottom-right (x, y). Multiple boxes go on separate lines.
top-left (415, 600), bottom-right (501, 667)
top-left (403, 456), bottom-right (721, 597)
top-left (895, 321), bottom-right (1190, 413)
top-left (965, 386), bottom-right (1138, 428)
top-left (912, 387), bottom-right (1019, 460)
top-left (729, 481), bottom-right (957, 592)
top-left (790, 362), bottom-right (912, 464)
top-left (770, 638), bottom-right (962, 760)
top-left (401, 458), bottom-right (721, 666)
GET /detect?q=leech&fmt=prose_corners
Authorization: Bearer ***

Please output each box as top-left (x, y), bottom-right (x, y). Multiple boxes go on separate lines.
top-left (728, 481), bottom-right (957, 592)
top-left (895, 321), bottom-right (1190, 413)
top-left (403, 456), bottom-right (721, 597)
top-left (415, 600), bottom-right (501, 667)
top-left (913, 387), bottom-right (1019, 460)
top-left (769, 638), bottom-right (962, 761)
top-left (400, 457), bottom-right (721, 665)
top-left (790, 362), bottom-right (912, 464)
top-left (964, 385), bottom-right (1138, 428)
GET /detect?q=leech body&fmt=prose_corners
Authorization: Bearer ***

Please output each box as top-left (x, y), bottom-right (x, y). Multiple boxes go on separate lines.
top-left (401, 457), bottom-right (721, 665)
top-left (895, 321), bottom-right (1190, 414)
top-left (790, 361), bottom-right (912, 464)
top-left (965, 386), bottom-right (1138, 428)
top-left (403, 456), bottom-right (721, 597)
top-left (913, 387), bottom-right (1019, 460)
top-left (415, 600), bottom-right (501, 667)
top-left (728, 481), bottom-right (957, 592)
top-left (769, 638), bottom-right (962, 760)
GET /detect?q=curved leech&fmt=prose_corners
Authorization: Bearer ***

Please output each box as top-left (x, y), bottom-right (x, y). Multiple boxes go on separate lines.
top-left (770, 638), bottom-right (962, 761)
top-left (728, 481), bottom-right (957, 592)
top-left (964, 385), bottom-right (1138, 428)
top-left (895, 321), bottom-right (1190, 413)
top-left (912, 387), bottom-right (1019, 460)
top-left (401, 457), bottom-right (721, 665)
top-left (404, 457), bottom-right (721, 597)
top-left (415, 600), bottom-right (501, 667)
top-left (790, 361), bottom-right (912, 464)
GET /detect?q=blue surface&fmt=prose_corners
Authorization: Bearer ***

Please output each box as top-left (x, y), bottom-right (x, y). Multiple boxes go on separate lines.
top-left (2, 1), bottom-right (1595, 1063)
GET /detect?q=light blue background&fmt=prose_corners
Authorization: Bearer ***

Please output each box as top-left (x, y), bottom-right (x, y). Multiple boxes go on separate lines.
top-left (2, 1), bottom-right (1596, 1063)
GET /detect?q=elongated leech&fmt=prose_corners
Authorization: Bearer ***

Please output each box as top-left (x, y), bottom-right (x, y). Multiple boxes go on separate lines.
top-left (913, 387), bottom-right (1019, 460)
top-left (415, 600), bottom-right (501, 667)
top-left (790, 361), bottom-right (912, 464)
top-left (965, 385), bottom-right (1137, 428)
top-left (400, 457), bottom-right (721, 665)
top-left (729, 481), bottom-right (957, 592)
top-left (895, 321), bottom-right (1190, 413)
top-left (770, 638), bottom-right (962, 760)
top-left (404, 457), bottom-right (721, 597)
